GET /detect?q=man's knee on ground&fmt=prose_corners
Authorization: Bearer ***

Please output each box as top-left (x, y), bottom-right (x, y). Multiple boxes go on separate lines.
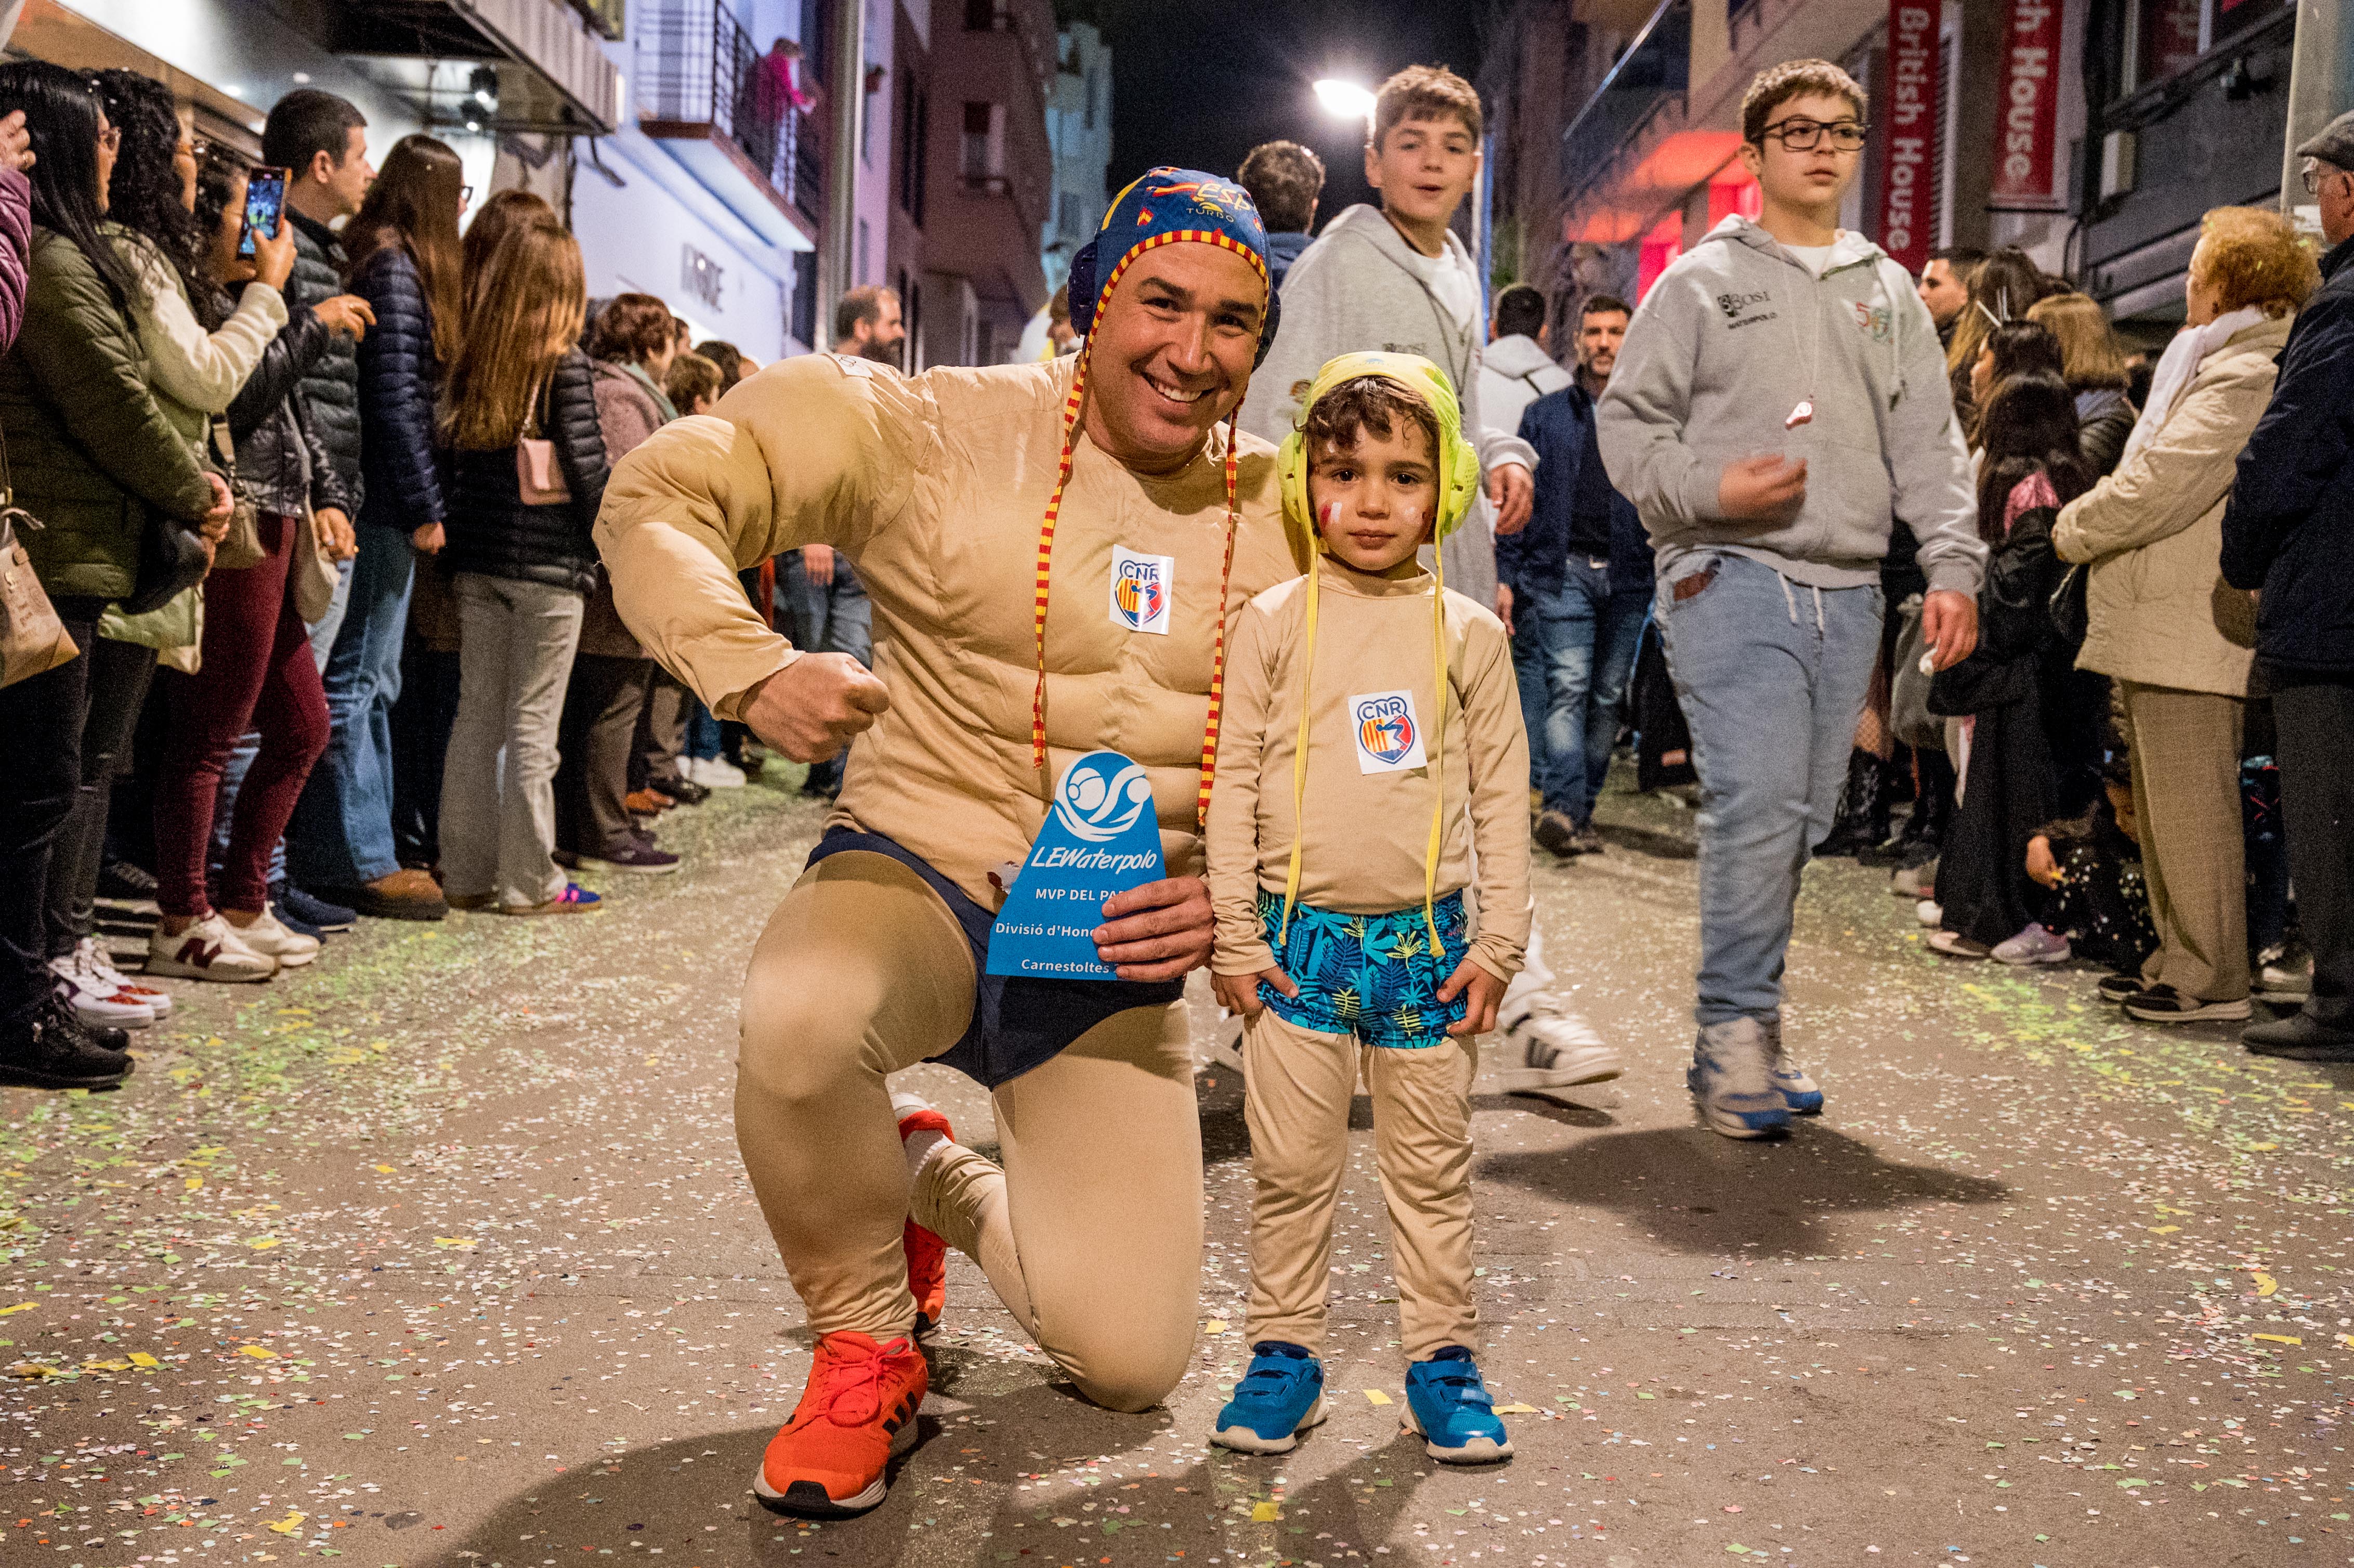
top-left (1047, 1324), bottom-right (1191, 1414)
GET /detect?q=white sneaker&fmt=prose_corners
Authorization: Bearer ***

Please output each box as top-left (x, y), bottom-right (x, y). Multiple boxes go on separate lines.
top-left (146, 914), bottom-right (278, 983)
top-left (689, 755), bottom-right (747, 788)
top-left (78, 936), bottom-right (171, 1018)
top-left (1915, 898), bottom-right (1943, 927)
top-left (48, 951), bottom-right (155, 1029)
top-left (1991, 922), bottom-right (2072, 965)
top-left (1499, 996), bottom-right (1622, 1102)
top-left (225, 908), bottom-right (321, 968)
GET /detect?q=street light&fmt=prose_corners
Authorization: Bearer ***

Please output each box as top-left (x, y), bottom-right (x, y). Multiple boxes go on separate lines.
top-left (1313, 77), bottom-right (1376, 133)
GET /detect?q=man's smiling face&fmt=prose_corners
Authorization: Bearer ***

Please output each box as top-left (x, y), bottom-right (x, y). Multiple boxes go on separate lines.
top-left (1082, 243), bottom-right (1266, 471)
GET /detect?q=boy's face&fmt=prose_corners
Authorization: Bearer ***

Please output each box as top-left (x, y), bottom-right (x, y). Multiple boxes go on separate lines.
top-left (1309, 416), bottom-right (1438, 576)
top-left (1365, 113), bottom-right (1480, 232)
top-left (1737, 92), bottom-right (1864, 215)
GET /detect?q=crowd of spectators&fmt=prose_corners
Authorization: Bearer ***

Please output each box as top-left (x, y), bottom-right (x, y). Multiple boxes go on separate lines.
top-left (0, 69), bottom-right (904, 1089)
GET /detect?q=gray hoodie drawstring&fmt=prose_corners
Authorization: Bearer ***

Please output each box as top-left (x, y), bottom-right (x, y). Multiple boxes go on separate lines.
top-left (1775, 571), bottom-right (1827, 633)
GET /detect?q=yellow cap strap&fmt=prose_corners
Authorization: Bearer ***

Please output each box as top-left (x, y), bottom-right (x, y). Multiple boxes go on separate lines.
top-left (1277, 545), bottom-right (1320, 944)
top-left (1422, 547), bottom-right (1446, 956)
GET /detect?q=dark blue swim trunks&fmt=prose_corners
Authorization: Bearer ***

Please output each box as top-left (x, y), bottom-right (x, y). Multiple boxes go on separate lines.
top-left (806, 828), bottom-right (1186, 1089)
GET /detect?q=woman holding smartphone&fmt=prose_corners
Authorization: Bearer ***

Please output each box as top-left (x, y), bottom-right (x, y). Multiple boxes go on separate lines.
top-left (0, 61), bottom-right (231, 1088)
top-left (76, 68), bottom-right (308, 989)
top-left (139, 146), bottom-right (369, 999)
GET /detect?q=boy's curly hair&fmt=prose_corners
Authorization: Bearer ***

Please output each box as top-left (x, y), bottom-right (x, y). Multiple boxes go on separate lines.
top-left (1373, 65), bottom-right (1482, 149)
top-left (1740, 59), bottom-right (1867, 145)
top-left (1302, 376), bottom-right (1440, 472)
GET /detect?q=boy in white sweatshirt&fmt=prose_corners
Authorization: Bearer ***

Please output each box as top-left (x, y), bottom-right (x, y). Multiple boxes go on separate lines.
top-left (1206, 352), bottom-right (1530, 1464)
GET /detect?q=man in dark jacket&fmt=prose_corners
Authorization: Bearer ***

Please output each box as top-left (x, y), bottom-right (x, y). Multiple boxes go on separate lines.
top-left (2221, 109), bottom-right (2354, 1062)
top-left (263, 89), bottom-right (372, 647)
top-left (1495, 293), bottom-right (1646, 858)
top-left (1235, 140), bottom-right (1322, 292)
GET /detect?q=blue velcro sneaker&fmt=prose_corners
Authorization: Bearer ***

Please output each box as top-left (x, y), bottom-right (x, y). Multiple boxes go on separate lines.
top-left (1402, 1347), bottom-right (1514, 1463)
top-left (1210, 1342), bottom-right (1327, 1455)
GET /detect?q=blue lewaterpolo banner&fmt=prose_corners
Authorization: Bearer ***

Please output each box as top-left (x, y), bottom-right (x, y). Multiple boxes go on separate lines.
top-left (986, 750), bottom-right (1166, 979)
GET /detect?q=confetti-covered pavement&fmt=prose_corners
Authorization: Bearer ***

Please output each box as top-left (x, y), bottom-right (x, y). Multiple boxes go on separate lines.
top-left (3, 764), bottom-right (2346, 1568)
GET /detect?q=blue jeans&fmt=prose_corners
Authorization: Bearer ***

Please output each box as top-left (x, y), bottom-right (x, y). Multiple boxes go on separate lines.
top-left (779, 552), bottom-right (873, 793)
top-left (1511, 559), bottom-right (1649, 823)
top-left (1654, 553), bottom-right (1882, 1028)
top-left (287, 526), bottom-right (414, 888)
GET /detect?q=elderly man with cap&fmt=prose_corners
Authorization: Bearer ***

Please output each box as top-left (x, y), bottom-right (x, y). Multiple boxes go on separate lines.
top-left (2222, 109), bottom-right (2354, 1063)
top-left (596, 171), bottom-right (1297, 1517)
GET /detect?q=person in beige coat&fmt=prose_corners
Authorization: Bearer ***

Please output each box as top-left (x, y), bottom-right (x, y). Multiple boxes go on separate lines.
top-left (596, 169), bottom-right (1296, 1519)
top-left (2054, 207), bottom-right (2319, 1024)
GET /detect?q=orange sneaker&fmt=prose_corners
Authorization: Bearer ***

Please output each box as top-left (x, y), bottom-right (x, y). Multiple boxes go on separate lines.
top-left (753, 1331), bottom-right (927, 1517)
top-left (891, 1093), bottom-right (953, 1337)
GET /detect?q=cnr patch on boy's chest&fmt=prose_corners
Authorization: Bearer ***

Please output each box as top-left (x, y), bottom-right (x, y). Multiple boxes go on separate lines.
top-left (1350, 689), bottom-right (1428, 775)
top-left (1850, 299), bottom-right (1894, 342)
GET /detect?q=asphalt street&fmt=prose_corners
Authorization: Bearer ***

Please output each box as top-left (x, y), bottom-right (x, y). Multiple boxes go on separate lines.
top-left (1, 762), bottom-right (2346, 1568)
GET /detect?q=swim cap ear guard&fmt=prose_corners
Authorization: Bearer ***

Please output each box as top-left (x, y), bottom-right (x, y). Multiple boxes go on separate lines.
top-left (1272, 351), bottom-right (1480, 559)
top-left (1067, 231), bottom-right (1282, 369)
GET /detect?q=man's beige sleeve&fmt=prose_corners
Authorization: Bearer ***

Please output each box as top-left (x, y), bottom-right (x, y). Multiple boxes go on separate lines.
top-left (1205, 602), bottom-right (1280, 976)
top-left (1459, 616), bottom-right (1533, 984)
top-left (594, 355), bottom-right (923, 716)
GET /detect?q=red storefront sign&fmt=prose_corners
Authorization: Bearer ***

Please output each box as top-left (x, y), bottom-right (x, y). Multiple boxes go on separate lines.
top-left (1990, 0), bottom-right (2064, 210)
top-left (1876, 0), bottom-right (1941, 273)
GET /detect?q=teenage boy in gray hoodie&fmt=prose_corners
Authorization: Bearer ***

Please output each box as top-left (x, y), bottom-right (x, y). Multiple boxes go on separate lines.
top-left (1596, 59), bottom-right (1984, 1140)
top-left (1241, 64), bottom-right (1535, 611)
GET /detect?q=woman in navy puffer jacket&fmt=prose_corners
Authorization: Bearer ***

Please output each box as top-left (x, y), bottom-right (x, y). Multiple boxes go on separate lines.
top-left (433, 190), bottom-right (609, 916)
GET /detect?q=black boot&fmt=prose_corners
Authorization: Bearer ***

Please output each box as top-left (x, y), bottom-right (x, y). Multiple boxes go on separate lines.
top-left (1813, 750), bottom-right (1889, 858)
top-left (0, 992), bottom-right (133, 1091)
top-left (1891, 748), bottom-right (1956, 870)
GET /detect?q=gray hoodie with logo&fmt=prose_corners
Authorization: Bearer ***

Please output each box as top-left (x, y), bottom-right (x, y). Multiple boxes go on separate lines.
top-left (1595, 216), bottom-right (1983, 596)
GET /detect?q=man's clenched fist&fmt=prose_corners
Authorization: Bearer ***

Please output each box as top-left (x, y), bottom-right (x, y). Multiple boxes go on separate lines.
top-left (740, 652), bottom-right (890, 762)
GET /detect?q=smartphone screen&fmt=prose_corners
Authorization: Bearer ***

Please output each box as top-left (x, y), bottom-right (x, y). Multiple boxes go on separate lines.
top-left (240, 166), bottom-right (288, 258)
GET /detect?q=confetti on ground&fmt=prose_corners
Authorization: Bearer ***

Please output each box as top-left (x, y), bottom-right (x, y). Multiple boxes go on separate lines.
top-left (0, 769), bottom-right (2330, 1566)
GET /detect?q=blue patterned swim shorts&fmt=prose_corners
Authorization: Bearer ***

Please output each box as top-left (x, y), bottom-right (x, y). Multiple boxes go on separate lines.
top-left (1254, 887), bottom-right (1472, 1049)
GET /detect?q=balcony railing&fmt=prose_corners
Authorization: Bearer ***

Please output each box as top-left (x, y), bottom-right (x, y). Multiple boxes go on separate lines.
top-left (637, 0), bottom-right (822, 226)
top-left (1560, 0), bottom-right (1691, 214)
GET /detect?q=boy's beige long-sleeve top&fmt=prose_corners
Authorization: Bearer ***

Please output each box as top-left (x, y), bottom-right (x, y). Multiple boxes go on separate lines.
top-left (594, 350), bottom-right (1301, 907)
top-left (1205, 559), bottom-right (1533, 986)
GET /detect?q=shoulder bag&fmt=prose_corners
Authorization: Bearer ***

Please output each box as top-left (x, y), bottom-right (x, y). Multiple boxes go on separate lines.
top-left (517, 378), bottom-right (571, 505)
top-left (0, 426), bottom-right (76, 687)
top-left (206, 414), bottom-right (267, 571)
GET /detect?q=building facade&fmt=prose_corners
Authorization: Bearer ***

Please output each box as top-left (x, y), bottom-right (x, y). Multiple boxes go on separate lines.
top-left (1040, 16), bottom-right (1112, 294)
top-left (1489, 0), bottom-right (2331, 338)
top-left (916, 0), bottom-right (1054, 368)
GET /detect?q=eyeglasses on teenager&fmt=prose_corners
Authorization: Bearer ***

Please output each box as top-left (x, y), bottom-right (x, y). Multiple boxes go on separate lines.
top-left (1760, 118), bottom-right (1868, 152)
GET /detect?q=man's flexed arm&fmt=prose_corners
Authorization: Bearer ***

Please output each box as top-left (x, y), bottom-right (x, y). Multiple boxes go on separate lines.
top-left (596, 355), bottom-right (922, 735)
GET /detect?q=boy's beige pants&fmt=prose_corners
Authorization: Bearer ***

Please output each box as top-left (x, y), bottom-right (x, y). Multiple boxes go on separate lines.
top-left (1240, 1010), bottom-right (1481, 1361)
top-left (735, 851), bottom-right (1202, 1413)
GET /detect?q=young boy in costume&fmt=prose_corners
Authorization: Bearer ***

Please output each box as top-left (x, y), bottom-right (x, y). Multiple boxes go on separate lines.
top-left (1205, 352), bottom-right (1531, 1462)
top-left (1241, 59), bottom-right (1620, 1105)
